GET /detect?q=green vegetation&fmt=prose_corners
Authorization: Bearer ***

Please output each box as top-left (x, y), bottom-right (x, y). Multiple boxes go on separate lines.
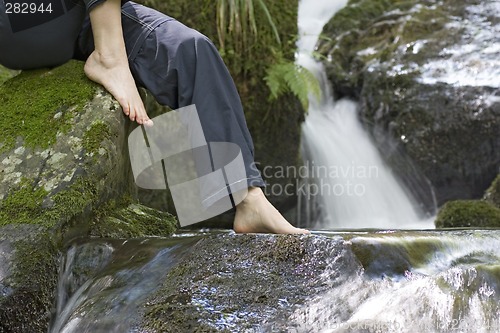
top-left (265, 60), bottom-right (321, 111)
top-left (91, 202), bottom-right (178, 238)
top-left (435, 200), bottom-right (500, 228)
top-left (0, 177), bottom-right (97, 227)
top-left (0, 178), bottom-right (48, 226)
top-left (0, 60), bottom-right (96, 152)
top-left (0, 65), bottom-right (20, 84)
top-left (215, 0), bottom-right (319, 110)
top-left (0, 229), bottom-right (59, 332)
top-left (82, 121), bottom-right (112, 154)
top-left (484, 174), bottom-right (500, 209)
top-left (216, 0), bottom-right (280, 52)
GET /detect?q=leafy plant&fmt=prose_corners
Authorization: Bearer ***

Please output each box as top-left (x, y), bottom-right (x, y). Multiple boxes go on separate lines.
top-left (264, 59), bottom-right (321, 111)
top-left (216, 0), bottom-right (280, 52)
top-left (216, 0), bottom-right (321, 112)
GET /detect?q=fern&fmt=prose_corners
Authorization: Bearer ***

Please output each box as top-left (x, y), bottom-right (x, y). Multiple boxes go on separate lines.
top-left (264, 60), bottom-right (321, 111)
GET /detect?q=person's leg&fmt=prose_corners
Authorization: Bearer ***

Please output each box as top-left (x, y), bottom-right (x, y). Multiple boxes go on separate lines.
top-left (129, 16), bottom-right (308, 234)
top-left (83, 0), bottom-right (152, 126)
top-left (77, 1), bottom-right (309, 234)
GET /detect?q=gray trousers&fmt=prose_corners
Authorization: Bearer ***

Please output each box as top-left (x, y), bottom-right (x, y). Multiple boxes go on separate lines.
top-left (1, 1), bottom-right (265, 188)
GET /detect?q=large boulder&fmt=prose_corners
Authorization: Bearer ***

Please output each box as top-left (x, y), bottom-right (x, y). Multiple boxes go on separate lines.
top-left (318, 0), bottom-right (500, 205)
top-left (48, 233), bottom-right (362, 332)
top-left (0, 61), bottom-right (177, 332)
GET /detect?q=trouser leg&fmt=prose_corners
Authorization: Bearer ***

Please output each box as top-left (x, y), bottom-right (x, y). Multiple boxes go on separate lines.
top-left (75, 2), bottom-right (265, 188)
top-left (129, 21), bottom-right (265, 188)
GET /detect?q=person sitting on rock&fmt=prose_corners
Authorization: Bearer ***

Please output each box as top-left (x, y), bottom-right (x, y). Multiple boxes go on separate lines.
top-left (0, 0), bottom-right (309, 234)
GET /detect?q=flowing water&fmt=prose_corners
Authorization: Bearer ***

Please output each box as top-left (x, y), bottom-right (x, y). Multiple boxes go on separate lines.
top-left (48, 230), bottom-right (500, 332)
top-left (48, 236), bottom-right (201, 333)
top-left (297, 0), bottom-right (435, 229)
top-left (284, 230), bottom-right (500, 332)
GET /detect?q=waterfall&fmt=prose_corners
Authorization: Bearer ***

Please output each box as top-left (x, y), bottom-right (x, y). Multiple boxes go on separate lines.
top-left (48, 238), bottom-right (195, 333)
top-left (297, 0), bottom-right (435, 229)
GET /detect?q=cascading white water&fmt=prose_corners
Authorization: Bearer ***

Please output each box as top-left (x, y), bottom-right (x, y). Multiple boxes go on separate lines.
top-left (297, 0), bottom-right (434, 229)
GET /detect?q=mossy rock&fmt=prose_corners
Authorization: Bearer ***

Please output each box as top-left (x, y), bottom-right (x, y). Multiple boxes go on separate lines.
top-left (0, 61), bottom-right (128, 229)
top-left (139, 234), bottom-right (360, 332)
top-left (435, 200), bottom-right (500, 228)
top-left (91, 203), bottom-right (178, 238)
top-left (0, 224), bottom-right (59, 332)
top-left (319, 0), bottom-right (462, 100)
top-left (319, 0), bottom-right (500, 204)
top-left (0, 61), bottom-right (178, 331)
top-left (0, 65), bottom-right (19, 84)
top-left (484, 174), bottom-right (500, 209)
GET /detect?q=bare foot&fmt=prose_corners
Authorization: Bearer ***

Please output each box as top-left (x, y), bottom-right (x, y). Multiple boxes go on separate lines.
top-left (84, 50), bottom-right (153, 126)
top-left (233, 187), bottom-right (310, 234)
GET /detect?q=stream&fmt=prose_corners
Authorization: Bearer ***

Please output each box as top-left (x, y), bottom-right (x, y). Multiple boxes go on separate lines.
top-left (48, 230), bottom-right (500, 332)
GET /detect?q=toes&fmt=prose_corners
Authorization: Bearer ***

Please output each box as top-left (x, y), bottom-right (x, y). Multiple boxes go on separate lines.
top-left (118, 99), bottom-right (131, 116)
top-left (128, 107), bottom-right (136, 121)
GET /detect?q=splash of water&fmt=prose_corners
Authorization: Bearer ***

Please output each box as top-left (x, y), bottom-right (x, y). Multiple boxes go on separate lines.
top-left (283, 230), bottom-right (500, 332)
top-left (297, 0), bottom-right (434, 229)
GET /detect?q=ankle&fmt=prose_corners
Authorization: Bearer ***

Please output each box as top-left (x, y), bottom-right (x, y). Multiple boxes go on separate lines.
top-left (244, 187), bottom-right (265, 202)
top-left (90, 50), bottom-right (128, 68)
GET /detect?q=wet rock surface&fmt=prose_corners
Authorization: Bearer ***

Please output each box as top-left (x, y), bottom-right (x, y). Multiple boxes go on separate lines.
top-left (49, 231), bottom-right (500, 332)
top-left (319, 0), bottom-right (500, 204)
top-left (0, 224), bottom-right (58, 333)
top-left (139, 234), bottom-right (358, 332)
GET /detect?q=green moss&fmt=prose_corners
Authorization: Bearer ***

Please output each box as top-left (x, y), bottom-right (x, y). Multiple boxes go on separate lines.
top-left (0, 65), bottom-right (20, 84)
top-left (435, 200), bottom-right (500, 228)
top-left (0, 60), bottom-right (96, 152)
top-left (0, 227), bottom-right (59, 332)
top-left (0, 178), bottom-right (48, 226)
top-left (402, 238), bottom-right (443, 267)
top-left (0, 176), bottom-right (98, 228)
top-left (90, 201), bottom-right (178, 238)
top-left (351, 241), bottom-right (411, 276)
top-left (82, 121), bottom-right (112, 154)
top-left (11, 232), bottom-right (58, 288)
top-left (47, 177), bottom-right (99, 225)
top-left (484, 174), bottom-right (500, 209)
